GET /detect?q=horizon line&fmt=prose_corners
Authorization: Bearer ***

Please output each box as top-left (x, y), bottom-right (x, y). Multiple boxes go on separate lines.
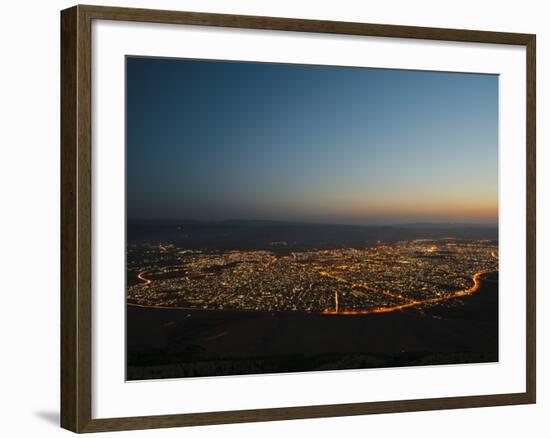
top-left (127, 218), bottom-right (499, 227)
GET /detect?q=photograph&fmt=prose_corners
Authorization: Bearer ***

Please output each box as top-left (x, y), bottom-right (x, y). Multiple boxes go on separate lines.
top-left (125, 56), bottom-right (500, 381)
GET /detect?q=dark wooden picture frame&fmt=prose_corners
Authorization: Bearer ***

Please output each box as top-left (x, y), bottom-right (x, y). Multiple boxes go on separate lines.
top-left (61, 4), bottom-right (536, 433)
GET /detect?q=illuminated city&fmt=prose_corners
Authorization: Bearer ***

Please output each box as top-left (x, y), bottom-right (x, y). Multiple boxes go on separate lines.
top-left (127, 239), bottom-right (498, 315)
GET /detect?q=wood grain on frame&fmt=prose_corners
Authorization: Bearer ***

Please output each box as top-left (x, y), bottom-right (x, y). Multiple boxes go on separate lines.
top-left (60, 4), bottom-right (536, 433)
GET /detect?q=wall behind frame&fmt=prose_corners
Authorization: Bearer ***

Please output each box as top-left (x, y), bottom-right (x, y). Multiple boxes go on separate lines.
top-left (0, 0), bottom-right (546, 437)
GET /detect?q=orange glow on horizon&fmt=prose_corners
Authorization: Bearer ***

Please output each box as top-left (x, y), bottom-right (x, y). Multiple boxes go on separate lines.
top-left (273, 191), bottom-right (499, 225)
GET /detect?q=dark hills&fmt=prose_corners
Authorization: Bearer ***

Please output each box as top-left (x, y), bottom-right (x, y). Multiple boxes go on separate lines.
top-left (127, 219), bottom-right (497, 250)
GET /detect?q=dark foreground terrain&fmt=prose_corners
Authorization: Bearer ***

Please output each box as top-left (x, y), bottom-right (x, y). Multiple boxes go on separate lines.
top-left (126, 273), bottom-right (498, 380)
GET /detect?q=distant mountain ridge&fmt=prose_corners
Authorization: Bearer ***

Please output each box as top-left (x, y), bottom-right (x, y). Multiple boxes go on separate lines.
top-left (128, 218), bottom-right (497, 229)
top-left (127, 219), bottom-right (498, 250)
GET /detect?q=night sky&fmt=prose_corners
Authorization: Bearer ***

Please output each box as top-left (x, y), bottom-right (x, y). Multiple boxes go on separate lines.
top-left (126, 56), bottom-right (498, 225)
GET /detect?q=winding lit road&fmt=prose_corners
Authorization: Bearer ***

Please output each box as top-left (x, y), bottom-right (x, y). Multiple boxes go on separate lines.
top-left (322, 269), bottom-right (495, 315)
top-left (137, 271), bottom-right (152, 285)
top-left (134, 264), bottom-right (496, 317)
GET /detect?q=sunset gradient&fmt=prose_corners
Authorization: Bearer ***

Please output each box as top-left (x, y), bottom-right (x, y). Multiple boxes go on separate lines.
top-left (126, 57), bottom-right (498, 225)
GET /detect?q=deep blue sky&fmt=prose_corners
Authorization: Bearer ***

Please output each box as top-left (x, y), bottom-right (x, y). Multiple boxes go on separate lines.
top-left (126, 56), bottom-right (498, 225)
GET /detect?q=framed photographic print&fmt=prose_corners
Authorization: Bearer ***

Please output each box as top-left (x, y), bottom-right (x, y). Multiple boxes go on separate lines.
top-left (60, 4), bottom-right (536, 433)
